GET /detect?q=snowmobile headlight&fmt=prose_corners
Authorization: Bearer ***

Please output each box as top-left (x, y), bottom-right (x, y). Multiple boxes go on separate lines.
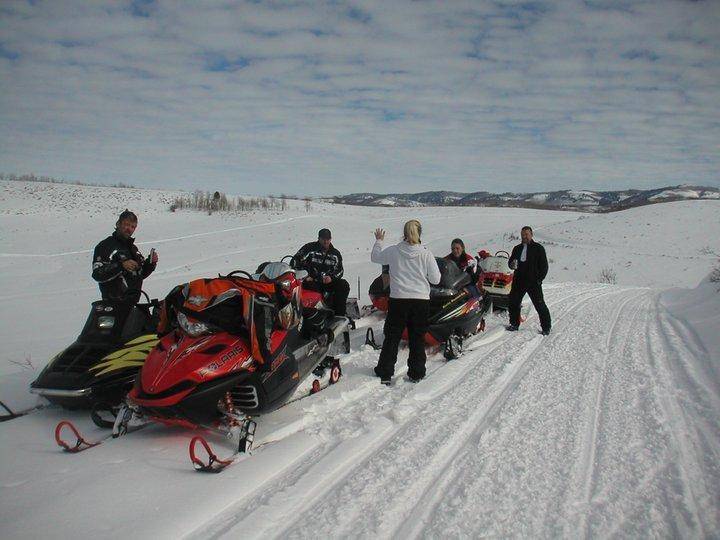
top-left (279, 279), bottom-right (293, 290)
top-left (177, 312), bottom-right (211, 337)
top-left (98, 316), bottom-right (115, 329)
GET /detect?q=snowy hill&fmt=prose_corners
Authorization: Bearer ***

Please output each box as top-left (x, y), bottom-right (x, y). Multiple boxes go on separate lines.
top-left (0, 181), bottom-right (718, 538)
top-left (331, 185), bottom-right (720, 212)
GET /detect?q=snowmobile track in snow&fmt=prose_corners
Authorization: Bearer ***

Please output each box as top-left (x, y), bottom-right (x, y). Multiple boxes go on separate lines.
top-left (187, 285), bottom-right (633, 539)
top-left (571, 290), bottom-right (651, 538)
top-left (641, 297), bottom-right (720, 537)
top-left (4, 284), bottom-right (717, 539)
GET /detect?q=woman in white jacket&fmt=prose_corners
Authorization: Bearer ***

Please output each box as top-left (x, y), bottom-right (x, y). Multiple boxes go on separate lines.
top-left (371, 220), bottom-right (441, 383)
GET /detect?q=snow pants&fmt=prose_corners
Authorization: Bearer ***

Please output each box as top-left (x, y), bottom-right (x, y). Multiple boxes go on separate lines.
top-left (304, 278), bottom-right (350, 316)
top-left (375, 298), bottom-right (429, 380)
top-left (509, 279), bottom-right (552, 332)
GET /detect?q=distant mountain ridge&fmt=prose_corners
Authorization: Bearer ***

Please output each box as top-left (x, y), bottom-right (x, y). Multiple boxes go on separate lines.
top-left (328, 185), bottom-right (719, 212)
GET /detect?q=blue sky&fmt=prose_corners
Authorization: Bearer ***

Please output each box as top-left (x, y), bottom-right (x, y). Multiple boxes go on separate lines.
top-left (0, 0), bottom-right (718, 195)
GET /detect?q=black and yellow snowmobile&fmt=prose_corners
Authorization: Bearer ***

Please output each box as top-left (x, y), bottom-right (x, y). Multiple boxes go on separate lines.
top-left (30, 291), bottom-right (160, 409)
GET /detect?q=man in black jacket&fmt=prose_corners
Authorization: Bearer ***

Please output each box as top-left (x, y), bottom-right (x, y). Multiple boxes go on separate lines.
top-left (92, 210), bottom-right (158, 303)
top-left (507, 226), bottom-right (551, 334)
top-left (292, 228), bottom-right (350, 316)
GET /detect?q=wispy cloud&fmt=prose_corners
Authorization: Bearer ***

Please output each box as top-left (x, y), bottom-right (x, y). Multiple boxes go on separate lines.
top-left (0, 0), bottom-right (718, 195)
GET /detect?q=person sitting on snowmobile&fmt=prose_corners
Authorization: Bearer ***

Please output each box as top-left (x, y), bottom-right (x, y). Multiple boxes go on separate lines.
top-left (291, 228), bottom-right (350, 317)
top-left (444, 238), bottom-right (481, 297)
top-left (91, 209), bottom-right (158, 304)
top-left (444, 238), bottom-right (478, 277)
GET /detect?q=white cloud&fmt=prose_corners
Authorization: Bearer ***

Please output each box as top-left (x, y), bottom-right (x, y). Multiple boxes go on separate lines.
top-left (0, 0), bottom-right (718, 195)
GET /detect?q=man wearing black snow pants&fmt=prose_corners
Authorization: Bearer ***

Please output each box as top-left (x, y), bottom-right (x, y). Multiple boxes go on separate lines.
top-left (507, 226), bottom-right (552, 334)
top-left (292, 228), bottom-right (350, 316)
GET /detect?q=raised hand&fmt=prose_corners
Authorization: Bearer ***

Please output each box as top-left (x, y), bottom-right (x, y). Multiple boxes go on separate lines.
top-left (374, 228), bottom-right (385, 240)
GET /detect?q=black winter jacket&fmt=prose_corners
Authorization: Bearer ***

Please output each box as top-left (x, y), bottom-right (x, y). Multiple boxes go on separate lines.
top-left (509, 241), bottom-right (548, 283)
top-left (92, 231), bottom-right (156, 302)
top-left (292, 241), bottom-right (344, 282)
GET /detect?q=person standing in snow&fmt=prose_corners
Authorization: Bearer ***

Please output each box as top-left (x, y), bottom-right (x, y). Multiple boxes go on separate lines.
top-left (92, 209), bottom-right (158, 304)
top-left (371, 220), bottom-right (441, 383)
top-left (292, 228), bottom-right (350, 316)
top-left (507, 226), bottom-right (551, 335)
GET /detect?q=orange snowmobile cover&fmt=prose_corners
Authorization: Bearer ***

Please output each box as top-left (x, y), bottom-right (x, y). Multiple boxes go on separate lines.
top-left (181, 277), bottom-right (277, 313)
top-left (178, 277), bottom-right (281, 366)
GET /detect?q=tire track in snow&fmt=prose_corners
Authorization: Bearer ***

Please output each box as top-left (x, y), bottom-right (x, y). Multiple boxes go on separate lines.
top-left (390, 288), bottom-right (636, 540)
top-left (280, 290), bottom-right (623, 539)
top-left (187, 285), bottom-right (618, 540)
top-left (411, 286), bottom-right (649, 538)
top-left (573, 290), bottom-right (650, 538)
top-left (246, 288), bottom-right (625, 539)
top-left (643, 296), bottom-right (720, 535)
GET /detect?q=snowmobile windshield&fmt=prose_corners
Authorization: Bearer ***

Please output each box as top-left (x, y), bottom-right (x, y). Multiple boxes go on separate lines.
top-left (177, 311), bottom-right (216, 337)
top-left (260, 262), bottom-right (293, 280)
top-left (434, 258), bottom-right (471, 291)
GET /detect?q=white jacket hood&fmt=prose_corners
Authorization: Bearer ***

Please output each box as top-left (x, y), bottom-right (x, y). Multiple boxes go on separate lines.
top-left (370, 239), bottom-right (441, 300)
top-left (397, 241), bottom-right (423, 259)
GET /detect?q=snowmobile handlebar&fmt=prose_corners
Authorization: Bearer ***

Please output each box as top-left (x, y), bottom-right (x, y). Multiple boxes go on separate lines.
top-left (124, 288), bottom-right (156, 306)
top-left (495, 250), bottom-right (510, 258)
top-left (223, 270), bottom-right (254, 279)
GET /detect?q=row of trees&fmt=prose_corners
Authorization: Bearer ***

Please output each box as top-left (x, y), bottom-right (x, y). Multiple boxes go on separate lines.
top-left (3, 173), bottom-right (315, 215)
top-left (0, 172), bottom-right (135, 188)
top-left (170, 191), bottom-right (312, 214)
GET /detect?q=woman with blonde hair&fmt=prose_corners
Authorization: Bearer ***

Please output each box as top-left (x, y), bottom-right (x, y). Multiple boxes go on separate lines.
top-left (370, 219), bottom-right (441, 383)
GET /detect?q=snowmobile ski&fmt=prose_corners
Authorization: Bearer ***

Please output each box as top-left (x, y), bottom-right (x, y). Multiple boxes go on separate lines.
top-left (190, 357), bottom-right (343, 472)
top-left (189, 417), bottom-right (257, 473)
top-left (365, 327), bottom-right (382, 350)
top-left (54, 402), bottom-right (149, 453)
top-left (443, 334), bottom-right (463, 360)
top-left (54, 420), bottom-right (104, 453)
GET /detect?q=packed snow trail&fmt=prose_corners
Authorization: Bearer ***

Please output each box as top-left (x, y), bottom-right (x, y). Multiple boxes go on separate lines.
top-left (1, 283), bottom-right (718, 539)
top-left (184, 285), bottom-right (719, 540)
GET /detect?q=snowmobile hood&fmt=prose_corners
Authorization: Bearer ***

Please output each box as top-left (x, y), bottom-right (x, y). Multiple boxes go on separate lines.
top-left (139, 331), bottom-right (253, 395)
top-left (397, 241), bottom-right (424, 259)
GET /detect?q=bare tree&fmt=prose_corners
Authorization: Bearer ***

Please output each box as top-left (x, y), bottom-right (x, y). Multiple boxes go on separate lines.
top-left (597, 267), bottom-right (617, 284)
top-left (710, 259), bottom-right (720, 283)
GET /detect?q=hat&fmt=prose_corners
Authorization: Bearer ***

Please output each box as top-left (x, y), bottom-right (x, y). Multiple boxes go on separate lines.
top-left (318, 228), bottom-right (332, 240)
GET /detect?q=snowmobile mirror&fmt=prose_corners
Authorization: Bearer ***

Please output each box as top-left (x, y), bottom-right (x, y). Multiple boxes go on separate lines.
top-left (97, 316), bottom-right (115, 329)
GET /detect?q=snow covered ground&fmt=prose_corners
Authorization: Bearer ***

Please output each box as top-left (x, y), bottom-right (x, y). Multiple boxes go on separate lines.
top-left (1, 180), bottom-right (718, 538)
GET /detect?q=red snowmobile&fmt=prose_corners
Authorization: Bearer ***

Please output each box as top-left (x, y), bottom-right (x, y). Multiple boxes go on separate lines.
top-left (99, 262), bottom-right (349, 465)
top-left (366, 258), bottom-right (487, 359)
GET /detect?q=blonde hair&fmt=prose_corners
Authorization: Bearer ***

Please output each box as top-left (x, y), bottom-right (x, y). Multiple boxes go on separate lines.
top-left (403, 219), bottom-right (422, 245)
